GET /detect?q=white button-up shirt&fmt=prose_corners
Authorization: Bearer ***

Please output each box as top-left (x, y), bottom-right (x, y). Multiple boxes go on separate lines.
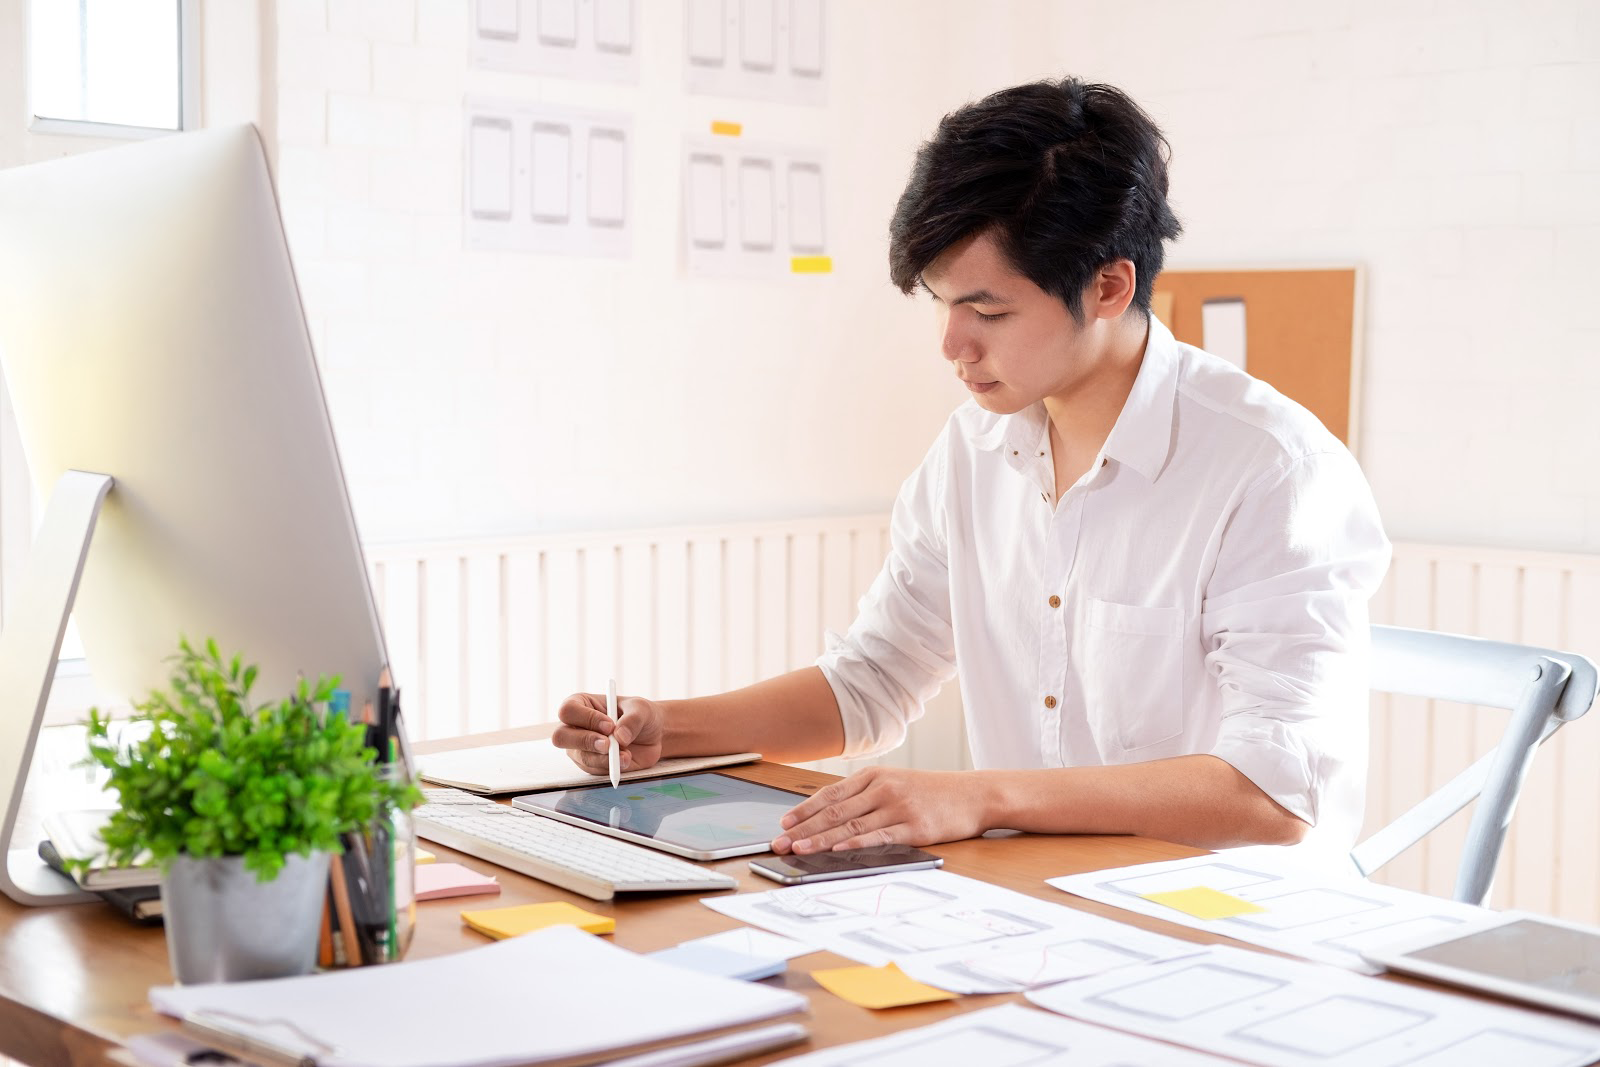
top-left (817, 317), bottom-right (1391, 854)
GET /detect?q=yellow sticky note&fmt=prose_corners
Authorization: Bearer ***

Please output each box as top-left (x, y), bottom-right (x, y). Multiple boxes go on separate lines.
top-left (460, 901), bottom-right (615, 939)
top-left (810, 963), bottom-right (958, 1009)
top-left (415, 847), bottom-right (437, 865)
top-left (1141, 886), bottom-right (1266, 920)
top-left (790, 256), bottom-right (833, 274)
top-left (710, 120), bottom-right (743, 136)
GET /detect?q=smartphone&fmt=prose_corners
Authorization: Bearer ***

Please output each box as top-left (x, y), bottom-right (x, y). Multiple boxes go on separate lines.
top-left (748, 844), bottom-right (944, 885)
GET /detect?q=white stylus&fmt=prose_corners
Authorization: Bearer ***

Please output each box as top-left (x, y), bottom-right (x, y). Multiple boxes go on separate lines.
top-left (606, 677), bottom-right (620, 788)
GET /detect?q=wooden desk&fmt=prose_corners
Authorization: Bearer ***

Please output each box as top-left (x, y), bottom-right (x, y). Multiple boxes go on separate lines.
top-left (0, 730), bottom-right (1212, 1067)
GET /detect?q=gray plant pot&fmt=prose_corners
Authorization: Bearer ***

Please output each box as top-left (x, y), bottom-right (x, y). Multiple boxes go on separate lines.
top-left (161, 851), bottom-right (331, 984)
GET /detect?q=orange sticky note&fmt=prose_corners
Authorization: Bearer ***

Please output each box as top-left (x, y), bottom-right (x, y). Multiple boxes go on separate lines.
top-left (1141, 886), bottom-right (1266, 920)
top-left (710, 120), bottom-right (743, 136)
top-left (810, 963), bottom-right (958, 1009)
top-left (790, 255), bottom-right (833, 274)
top-left (460, 901), bottom-right (615, 939)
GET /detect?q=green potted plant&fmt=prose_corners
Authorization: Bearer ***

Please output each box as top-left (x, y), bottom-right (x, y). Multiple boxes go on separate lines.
top-left (79, 637), bottom-right (418, 983)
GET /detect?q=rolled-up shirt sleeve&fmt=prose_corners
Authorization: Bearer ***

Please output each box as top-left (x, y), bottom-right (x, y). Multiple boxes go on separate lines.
top-left (816, 434), bottom-right (958, 758)
top-left (1202, 449), bottom-right (1392, 828)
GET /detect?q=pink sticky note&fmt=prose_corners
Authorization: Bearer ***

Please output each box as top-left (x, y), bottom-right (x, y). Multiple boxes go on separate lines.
top-left (415, 862), bottom-right (501, 901)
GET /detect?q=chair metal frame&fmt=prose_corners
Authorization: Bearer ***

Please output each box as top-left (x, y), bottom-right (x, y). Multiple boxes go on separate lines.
top-left (1353, 624), bottom-right (1598, 906)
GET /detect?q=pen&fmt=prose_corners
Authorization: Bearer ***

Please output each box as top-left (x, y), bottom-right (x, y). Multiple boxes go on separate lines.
top-left (607, 677), bottom-right (620, 789)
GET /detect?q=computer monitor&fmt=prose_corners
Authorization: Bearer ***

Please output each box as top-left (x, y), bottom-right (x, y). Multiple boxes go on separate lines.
top-left (0, 125), bottom-right (389, 903)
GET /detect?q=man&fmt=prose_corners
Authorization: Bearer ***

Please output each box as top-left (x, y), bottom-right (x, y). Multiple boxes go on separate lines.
top-left (555, 78), bottom-right (1389, 859)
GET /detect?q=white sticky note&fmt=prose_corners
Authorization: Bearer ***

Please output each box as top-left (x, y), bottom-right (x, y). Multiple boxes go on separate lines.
top-left (476, 0), bottom-right (519, 39)
top-left (1202, 298), bottom-right (1248, 371)
top-left (787, 161), bottom-right (825, 253)
top-left (684, 927), bottom-right (817, 961)
top-left (531, 122), bottom-right (572, 224)
top-left (739, 158), bottom-right (775, 251)
top-left (789, 0), bottom-right (824, 75)
top-left (687, 0), bottom-right (725, 65)
top-left (587, 128), bottom-right (627, 227)
top-left (536, 0), bottom-right (579, 46)
top-left (740, 0), bottom-right (777, 71)
top-left (689, 153), bottom-right (727, 248)
top-left (468, 117), bottom-right (513, 220)
top-left (593, 0), bottom-right (633, 53)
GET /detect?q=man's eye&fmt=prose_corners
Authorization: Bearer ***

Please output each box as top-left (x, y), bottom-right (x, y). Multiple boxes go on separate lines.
top-left (974, 311), bottom-right (1008, 321)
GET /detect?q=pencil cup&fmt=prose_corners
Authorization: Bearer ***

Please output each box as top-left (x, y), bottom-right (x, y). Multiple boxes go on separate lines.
top-left (321, 767), bottom-right (416, 968)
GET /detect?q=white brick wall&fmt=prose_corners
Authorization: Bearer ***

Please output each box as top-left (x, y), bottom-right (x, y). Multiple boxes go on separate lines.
top-left (265, 1), bottom-right (1598, 555)
top-left (1040, 1), bottom-right (1600, 553)
top-left (268, 0), bottom-right (985, 544)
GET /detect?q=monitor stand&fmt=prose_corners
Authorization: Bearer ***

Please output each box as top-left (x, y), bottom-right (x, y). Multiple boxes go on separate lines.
top-left (0, 470), bottom-right (113, 905)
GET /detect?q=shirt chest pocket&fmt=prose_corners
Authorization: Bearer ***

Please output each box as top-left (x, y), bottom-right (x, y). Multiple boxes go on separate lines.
top-left (1081, 598), bottom-right (1185, 754)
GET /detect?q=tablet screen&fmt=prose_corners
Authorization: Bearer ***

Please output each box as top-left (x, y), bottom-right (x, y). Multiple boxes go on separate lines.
top-left (1405, 918), bottom-right (1600, 998)
top-left (513, 773), bottom-right (804, 853)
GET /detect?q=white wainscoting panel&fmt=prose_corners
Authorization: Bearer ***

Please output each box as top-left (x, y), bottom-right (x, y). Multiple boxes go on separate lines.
top-left (365, 514), bottom-right (968, 779)
top-left (1366, 542), bottom-right (1600, 921)
top-left (369, 524), bottom-right (1600, 920)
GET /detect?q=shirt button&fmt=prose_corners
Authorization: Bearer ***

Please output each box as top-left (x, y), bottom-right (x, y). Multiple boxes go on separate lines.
top-left (1048, 595), bottom-right (1061, 608)
top-left (1041, 492), bottom-right (1049, 502)
top-left (1043, 695), bottom-right (1057, 709)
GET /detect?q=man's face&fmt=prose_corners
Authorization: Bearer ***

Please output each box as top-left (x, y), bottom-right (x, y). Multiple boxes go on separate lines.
top-left (921, 230), bottom-right (1107, 415)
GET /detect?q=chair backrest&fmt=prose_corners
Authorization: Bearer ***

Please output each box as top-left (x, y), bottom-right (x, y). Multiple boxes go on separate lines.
top-left (1353, 624), bottom-right (1599, 906)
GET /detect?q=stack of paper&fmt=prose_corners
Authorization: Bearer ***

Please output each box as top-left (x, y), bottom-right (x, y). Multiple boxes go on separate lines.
top-left (150, 925), bottom-right (808, 1067)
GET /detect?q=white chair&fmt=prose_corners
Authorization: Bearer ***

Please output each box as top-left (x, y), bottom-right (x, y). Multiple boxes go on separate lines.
top-left (1352, 624), bottom-right (1598, 906)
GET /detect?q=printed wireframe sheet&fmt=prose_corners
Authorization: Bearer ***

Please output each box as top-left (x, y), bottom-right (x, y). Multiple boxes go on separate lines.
top-left (702, 868), bottom-right (1201, 993)
top-left (1026, 944), bottom-right (1600, 1067)
top-left (775, 1003), bottom-right (1232, 1066)
top-left (1047, 849), bottom-right (1486, 973)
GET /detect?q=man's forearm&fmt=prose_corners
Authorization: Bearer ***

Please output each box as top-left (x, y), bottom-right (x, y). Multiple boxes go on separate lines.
top-left (978, 754), bottom-right (1309, 849)
top-left (659, 666), bottom-right (845, 764)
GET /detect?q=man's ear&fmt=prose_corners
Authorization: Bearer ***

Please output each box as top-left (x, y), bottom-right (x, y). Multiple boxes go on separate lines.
top-left (1089, 260), bottom-right (1138, 321)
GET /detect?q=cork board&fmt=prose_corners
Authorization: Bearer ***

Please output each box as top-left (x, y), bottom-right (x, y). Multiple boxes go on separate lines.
top-left (1153, 268), bottom-right (1361, 446)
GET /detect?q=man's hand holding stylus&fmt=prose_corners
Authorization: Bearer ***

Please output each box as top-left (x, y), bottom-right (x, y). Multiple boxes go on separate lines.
top-left (554, 692), bottom-right (665, 776)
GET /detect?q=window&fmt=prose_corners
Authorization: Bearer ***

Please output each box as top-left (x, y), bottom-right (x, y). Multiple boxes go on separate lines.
top-left (27, 0), bottom-right (198, 137)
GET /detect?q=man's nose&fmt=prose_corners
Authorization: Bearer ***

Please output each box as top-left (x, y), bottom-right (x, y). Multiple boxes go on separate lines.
top-left (941, 316), bottom-right (976, 363)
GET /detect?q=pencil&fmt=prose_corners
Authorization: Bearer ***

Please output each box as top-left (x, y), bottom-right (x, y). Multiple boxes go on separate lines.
top-left (317, 884), bottom-right (334, 969)
top-left (328, 852), bottom-right (361, 966)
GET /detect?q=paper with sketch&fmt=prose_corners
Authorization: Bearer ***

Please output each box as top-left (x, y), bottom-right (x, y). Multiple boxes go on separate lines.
top-left (1048, 849), bottom-right (1487, 974)
top-left (417, 739), bottom-right (760, 794)
top-left (702, 868), bottom-right (1201, 993)
top-left (1027, 943), bottom-right (1600, 1067)
top-left (680, 927), bottom-right (818, 961)
top-left (150, 925), bottom-right (805, 1067)
top-left (777, 1003), bottom-right (1233, 1066)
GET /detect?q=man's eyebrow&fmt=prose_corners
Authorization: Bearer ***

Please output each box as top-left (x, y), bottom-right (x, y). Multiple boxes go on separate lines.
top-left (920, 281), bottom-right (1010, 306)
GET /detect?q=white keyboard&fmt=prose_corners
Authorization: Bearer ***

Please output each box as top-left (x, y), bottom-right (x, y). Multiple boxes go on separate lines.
top-left (413, 788), bottom-right (738, 901)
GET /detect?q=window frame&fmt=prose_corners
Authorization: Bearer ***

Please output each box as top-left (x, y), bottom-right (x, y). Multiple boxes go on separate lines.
top-left (25, 0), bottom-right (201, 140)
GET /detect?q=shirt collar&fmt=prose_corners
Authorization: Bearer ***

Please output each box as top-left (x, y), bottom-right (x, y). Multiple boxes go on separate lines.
top-left (970, 316), bottom-right (1181, 483)
top-left (1100, 315), bottom-right (1181, 482)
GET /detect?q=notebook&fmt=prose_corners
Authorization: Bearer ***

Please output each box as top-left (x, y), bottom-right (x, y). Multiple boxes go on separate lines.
top-left (41, 809), bottom-right (160, 889)
top-left (150, 924), bottom-right (808, 1067)
top-left (416, 739), bottom-right (761, 794)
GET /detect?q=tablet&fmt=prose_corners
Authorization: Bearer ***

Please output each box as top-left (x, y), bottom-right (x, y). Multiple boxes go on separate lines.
top-left (1361, 910), bottom-right (1600, 1021)
top-left (510, 772), bottom-right (807, 860)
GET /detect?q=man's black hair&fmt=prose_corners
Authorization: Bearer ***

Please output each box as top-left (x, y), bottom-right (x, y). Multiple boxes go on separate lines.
top-left (889, 77), bottom-right (1183, 322)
